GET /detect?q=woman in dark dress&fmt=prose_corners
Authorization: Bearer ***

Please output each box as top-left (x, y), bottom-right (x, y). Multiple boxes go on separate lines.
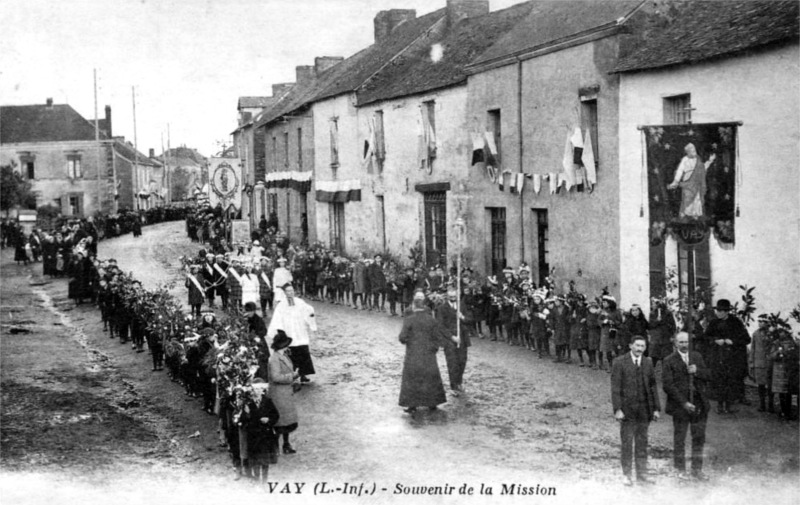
top-left (648, 301), bottom-right (676, 369)
top-left (398, 291), bottom-right (456, 413)
top-left (237, 378), bottom-right (280, 481)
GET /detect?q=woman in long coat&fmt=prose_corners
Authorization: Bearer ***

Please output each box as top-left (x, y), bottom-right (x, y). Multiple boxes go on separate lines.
top-left (398, 293), bottom-right (454, 413)
top-left (548, 298), bottom-right (570, 362)
top-left (268, 330), bottom-right (299, 454)
top-left (237, 379), bottom-right (280, 480)
top-left (599, 296), bottom-right (623, 371)
top-left (648, 301), bottom-right (676, 369)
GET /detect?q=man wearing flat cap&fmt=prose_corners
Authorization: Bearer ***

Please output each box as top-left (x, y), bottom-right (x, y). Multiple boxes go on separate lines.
top-left (702, 299), bottom-right (750, 414)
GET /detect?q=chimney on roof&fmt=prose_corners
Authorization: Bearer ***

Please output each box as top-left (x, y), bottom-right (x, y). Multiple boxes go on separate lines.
top-left (149, 148), bottom-right (155, 159)
top-left (46, 98), bottom-right (53, 107)
top-left (315, 56), bottom-right (344, 75)
top-left (295, 65), bottom-right (315, 86)
top-left (104, 105), bottom-right (112, 137)
top-left (446, 0), bottom-right (489, 28)
top-left (272, 83), bottom-right (295, 97)
top-left (374, 9), bottom-right (416, 43)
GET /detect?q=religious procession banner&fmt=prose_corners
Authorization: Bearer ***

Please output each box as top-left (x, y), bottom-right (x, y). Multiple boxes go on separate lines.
top-left (209, 157), bottom-right (242, 210)
top-left (643, 123), bottom-right (738, 248)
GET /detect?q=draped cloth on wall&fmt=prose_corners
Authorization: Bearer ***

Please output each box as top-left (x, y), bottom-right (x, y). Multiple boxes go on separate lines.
top-left (264, 171), bottom-right (312, 192)
top-left (315, 179), bottom-right (362, 203)
top-left (643, 123), bottom-right (737, 248)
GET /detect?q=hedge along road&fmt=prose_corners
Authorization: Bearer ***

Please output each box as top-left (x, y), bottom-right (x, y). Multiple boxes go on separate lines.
top-left (1, 221), bottom-right (797, 505)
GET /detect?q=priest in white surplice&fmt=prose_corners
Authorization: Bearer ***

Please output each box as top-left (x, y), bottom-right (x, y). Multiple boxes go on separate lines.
top-left (267, 284), bottom-right (317, 382)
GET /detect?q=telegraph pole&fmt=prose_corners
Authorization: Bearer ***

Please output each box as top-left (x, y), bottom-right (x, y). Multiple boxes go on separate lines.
top-left (132, 86), bottom-right (139, 210)
top-left (94, 69), bottom-right (101, 214)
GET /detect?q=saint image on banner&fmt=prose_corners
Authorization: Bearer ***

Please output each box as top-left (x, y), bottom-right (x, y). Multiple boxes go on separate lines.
top-left (668, 143), bottom-right (715, 219)
top-left (643, 124), bottom-right (737, 247)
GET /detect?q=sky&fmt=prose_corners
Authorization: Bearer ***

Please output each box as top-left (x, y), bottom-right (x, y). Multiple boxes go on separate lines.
top-left (2, 0), bottom-right (520, 157)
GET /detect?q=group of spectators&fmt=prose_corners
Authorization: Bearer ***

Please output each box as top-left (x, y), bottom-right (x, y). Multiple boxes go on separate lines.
top-left (182, 214), bottom-right (799, 425)
top-left (1, 205), bottom-right (192, 267)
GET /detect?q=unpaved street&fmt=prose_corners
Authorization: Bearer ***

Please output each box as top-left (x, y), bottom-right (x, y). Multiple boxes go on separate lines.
top-left (1, 222), bottom-right (798, 505)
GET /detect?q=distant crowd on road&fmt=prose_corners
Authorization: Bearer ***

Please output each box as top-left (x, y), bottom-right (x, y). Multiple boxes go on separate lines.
top-left (1, 205), bottom-right (190, 268)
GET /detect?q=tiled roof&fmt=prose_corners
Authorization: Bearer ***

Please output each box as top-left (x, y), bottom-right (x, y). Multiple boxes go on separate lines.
top-left (114, 140), bottom-right (161, 167)
top-left (614, 0), bottom-right (800, 73)
top-left (0, 104), bottom-right (107, 144)
top-left (313, 8), bottom-right (446, 103)
top-left (254, 8), bottom-right (446, 127)
top-left (470, 0), bottom-right (644, 67)
top-left (238, 96), bottom-right (275, 109)
top-left (357, 1), bottom-right (535, 105)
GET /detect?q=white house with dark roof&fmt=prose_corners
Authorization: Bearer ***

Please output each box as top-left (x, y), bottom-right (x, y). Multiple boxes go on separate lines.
top-left (0, 99), bottom-right (117, 216)
top-left (615, 0), bottom-right (800, 318)
top-left (0, 98), bottom-right (163, 216)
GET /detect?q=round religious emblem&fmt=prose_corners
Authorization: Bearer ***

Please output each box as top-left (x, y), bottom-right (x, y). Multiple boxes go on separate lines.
top-left (210, 162), bottom-right (239, 198)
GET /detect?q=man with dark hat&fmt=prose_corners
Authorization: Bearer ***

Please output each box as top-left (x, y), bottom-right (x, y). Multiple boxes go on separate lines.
top-left (702, 299), bottom-right (750, 414)
top-left (662, 331), bottom-right (711, 481)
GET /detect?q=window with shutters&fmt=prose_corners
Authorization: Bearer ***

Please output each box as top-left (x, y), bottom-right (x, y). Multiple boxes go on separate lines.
top-left (663, 94), bottom-right (692, 125)
top-left (375, 110), bottom-right (385, 172)
top-left (20, 154), bottom-right (36, 179)
top-left (330, 117), bottom-right (339, 173)
top-left (532, 209), bottom-right (549, 284)
top-left (330, 202), bottom-right (345, 253)
top-left (678, 241), bottom-right (712, 305)
top-left (581, 98), bottom-right (598, 169)
top-left (283, 131), bottom-right (289, 168)
top-left (271, 136), bottom-right (277, 173)
top-left (67, 155), bottom-right (82, 178)
top-left (68, 193), bottom-right (83, 216)
top-left (297, 128), bottom-right (303, 169)
top-left (487, 109), bottom-right (501, 165)
top-left (488, 207), bottom-right (507, 276)
top-left (423, 191), bottom-right (446, 267)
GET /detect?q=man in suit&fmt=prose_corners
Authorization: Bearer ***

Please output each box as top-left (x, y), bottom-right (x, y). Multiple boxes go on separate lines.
top-left (435, 288), bottom-right (471, 396)
top-left (611, 334), bottom-right (661, 486)
top-left (662, 331), bottom-right (711, 481)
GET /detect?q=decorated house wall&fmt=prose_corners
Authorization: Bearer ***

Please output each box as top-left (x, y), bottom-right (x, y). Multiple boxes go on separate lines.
top-left (357, 87), bottom-right (470, 265)
top-left (466, 36), bottom-right (622, 296)
top-left (262, 114), bottom-right (315, 245)
top-left (311, 87), bottom-right (469, 264)
top-left (1, 140), bottom-right (113, 216)
top-left (311, 94), bottom-right (358, 252)
top-left (618, 43), bottom-right (800, 317)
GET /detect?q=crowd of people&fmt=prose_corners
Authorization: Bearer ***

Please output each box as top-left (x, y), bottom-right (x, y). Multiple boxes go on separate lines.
top-left (182, 211), bottom-right (799, 421)
top-left (1, 205), bottom-right (191, 267)
top-left (7, 203), bottom-right (796, 486)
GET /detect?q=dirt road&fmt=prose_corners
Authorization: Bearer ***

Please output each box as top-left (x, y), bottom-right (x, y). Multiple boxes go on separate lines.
top-left (1, 222), bottom-right (798, 505)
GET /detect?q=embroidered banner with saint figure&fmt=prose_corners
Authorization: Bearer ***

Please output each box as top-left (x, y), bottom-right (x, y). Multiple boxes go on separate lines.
top-left (643, 123), bottom-right (737, 248)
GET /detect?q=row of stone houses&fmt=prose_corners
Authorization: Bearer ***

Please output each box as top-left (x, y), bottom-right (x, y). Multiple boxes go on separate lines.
top-left (0, 99), bottom-right (170, 215)
top-left (232, 0), bottom-right (799, 316)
